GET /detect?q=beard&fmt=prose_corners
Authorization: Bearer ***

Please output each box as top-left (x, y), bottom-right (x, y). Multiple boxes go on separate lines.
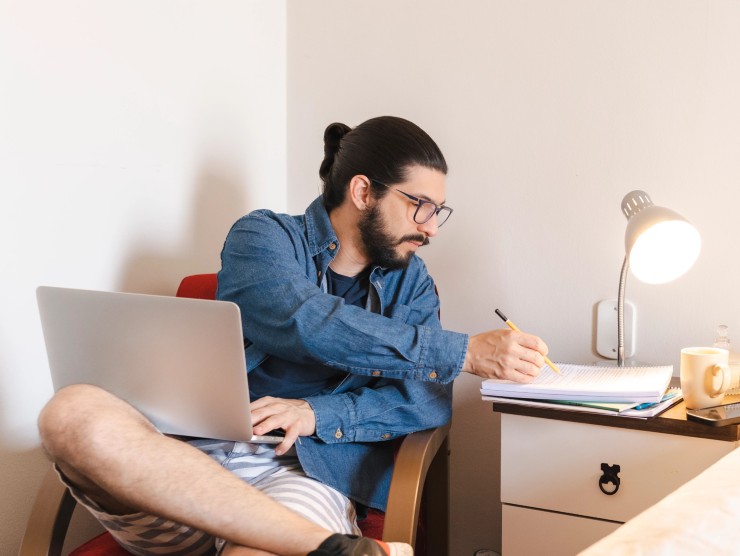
top-left (358, 203), bottom-right (430, 270)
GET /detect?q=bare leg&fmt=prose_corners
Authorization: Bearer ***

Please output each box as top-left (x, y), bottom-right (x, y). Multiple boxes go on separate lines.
top-left (39, 384), bottom-right (330, 556)
top-left (221, 543), bottom-right (279, 556)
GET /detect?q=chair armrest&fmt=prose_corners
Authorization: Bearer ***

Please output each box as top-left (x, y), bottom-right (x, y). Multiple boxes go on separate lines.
top-left (19, 465), bottom-right (77, 556)
top-left (382, 423), bottom-right (450, 551)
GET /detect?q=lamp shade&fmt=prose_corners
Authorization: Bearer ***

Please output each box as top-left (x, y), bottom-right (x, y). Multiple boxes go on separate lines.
top-left (621, 191), bottom-right (701, 284)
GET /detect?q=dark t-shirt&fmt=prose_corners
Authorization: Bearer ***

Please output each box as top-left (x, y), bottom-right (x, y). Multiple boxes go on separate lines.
top-left (326, 267), bottom-right (370, 309)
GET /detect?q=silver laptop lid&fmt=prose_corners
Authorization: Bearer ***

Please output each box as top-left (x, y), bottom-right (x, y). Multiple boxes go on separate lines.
top-left (36, 286), bottom-right (255, 442)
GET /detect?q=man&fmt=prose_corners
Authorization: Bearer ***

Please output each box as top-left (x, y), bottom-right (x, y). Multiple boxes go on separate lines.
top-left (38, 116), bottom-right (548, 556)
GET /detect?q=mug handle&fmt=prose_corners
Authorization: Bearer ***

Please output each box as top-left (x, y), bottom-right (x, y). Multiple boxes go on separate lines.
top-left (709, 363), bottom-right (732, 397)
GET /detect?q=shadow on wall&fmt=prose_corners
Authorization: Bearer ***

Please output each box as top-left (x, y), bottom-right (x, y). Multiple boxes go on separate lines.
top-left (6, 161), bottom-right (253, 554)
top-left (117, 159), bottom-right (250, 295)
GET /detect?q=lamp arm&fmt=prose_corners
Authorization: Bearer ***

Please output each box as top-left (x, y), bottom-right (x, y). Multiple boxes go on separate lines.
top-left (617, 256), bottom-right (629, 367)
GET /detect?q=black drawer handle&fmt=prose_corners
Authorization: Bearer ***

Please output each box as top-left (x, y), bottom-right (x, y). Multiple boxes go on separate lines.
top-left (599, 463), bottom-right (621, 495)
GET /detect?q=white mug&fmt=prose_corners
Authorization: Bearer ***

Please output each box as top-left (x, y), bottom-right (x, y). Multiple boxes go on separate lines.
top-left (680, 347), bottom-right (732, 410)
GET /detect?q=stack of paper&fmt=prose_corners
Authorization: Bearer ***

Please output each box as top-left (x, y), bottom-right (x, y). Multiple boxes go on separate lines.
top-left (481, 364), bottom-right (680, 418)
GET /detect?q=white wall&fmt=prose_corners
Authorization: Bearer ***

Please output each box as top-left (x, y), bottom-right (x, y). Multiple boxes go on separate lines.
top-left (0, 1), bottom-right (286, 553)
top-left (287, 1), bottom-right (740, 553)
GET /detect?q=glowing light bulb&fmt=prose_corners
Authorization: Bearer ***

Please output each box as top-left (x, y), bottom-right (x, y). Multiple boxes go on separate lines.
top-left (629, 220), bottom-right (701, 284)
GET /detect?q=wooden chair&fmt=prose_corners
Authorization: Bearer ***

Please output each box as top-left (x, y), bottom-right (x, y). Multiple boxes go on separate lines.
top-left (20, 274), bottom-right (450, 556)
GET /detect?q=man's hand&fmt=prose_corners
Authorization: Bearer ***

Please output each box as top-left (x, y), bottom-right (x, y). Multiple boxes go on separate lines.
top-left (250, 397), bottom-right (316, 456)
top-left (463, 329), bottom-right (548, 383)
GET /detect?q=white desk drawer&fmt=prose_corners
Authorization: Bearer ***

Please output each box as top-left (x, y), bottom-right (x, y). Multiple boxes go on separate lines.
top-left (501, 414), bottom-right (736, 522)
top-left (503, 504), bottom-right (620, 556)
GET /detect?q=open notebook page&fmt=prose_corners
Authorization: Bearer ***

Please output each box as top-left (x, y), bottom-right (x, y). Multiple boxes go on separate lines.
top-left (480, 363), bottom-right (673, 403)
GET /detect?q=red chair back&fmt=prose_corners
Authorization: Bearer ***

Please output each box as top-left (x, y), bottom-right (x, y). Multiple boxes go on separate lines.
top-left (175, 273), bottom-right (218, 300)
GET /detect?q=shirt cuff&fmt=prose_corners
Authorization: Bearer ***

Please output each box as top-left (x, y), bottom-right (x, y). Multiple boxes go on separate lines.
top-left (418, 328), bottom-right (469, 384)
top-left (303, 394), bottom-right (356, 443)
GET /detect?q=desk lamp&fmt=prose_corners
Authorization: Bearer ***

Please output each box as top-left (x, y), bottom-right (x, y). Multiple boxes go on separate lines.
top-left (617, 190), bottom-right (701, 366)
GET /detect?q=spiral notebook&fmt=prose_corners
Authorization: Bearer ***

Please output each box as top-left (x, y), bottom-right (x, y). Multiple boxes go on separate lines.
top-left (480, 363), bottom-right (673, 404)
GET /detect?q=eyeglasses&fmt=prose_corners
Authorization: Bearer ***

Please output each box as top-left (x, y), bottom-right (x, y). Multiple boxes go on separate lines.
top-left (370, 179), bottom-right (453, 227)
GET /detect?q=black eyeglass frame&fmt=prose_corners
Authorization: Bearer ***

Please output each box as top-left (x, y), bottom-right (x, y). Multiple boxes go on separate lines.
top-left (370, 179), bottom-right (453, 227)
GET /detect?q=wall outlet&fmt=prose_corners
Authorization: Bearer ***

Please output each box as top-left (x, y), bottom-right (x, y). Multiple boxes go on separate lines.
top-left (596, 299), bottom-right (635, 359)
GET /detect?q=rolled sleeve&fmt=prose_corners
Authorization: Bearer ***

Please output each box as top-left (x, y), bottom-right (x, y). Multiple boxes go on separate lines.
top-left (305, 394), bottom-right (356, 443)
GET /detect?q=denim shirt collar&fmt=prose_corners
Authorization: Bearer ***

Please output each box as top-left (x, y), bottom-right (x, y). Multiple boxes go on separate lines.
top-left (305, 196), bottom-right (338, 258)
top-left (304, 196), bottom-right (385, 304)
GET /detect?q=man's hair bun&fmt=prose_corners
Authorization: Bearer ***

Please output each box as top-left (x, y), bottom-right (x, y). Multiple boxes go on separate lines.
top-left (319, 122), bottom-right (351, 182)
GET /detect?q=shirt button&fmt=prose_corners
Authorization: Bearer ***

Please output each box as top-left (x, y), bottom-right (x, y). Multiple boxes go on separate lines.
top-left (334, 428), bottom-right (343, 439)
top-left (329, 242), bottom-right (337, 250)
top-left (429, 371), bottom-right (438, 379)
top-left (372, 370), bottom-right (381, 377)
top-left (381, 433), bottom-right (391, 440)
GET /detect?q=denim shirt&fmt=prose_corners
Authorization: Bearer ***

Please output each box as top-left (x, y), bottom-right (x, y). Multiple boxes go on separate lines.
top-left (216, 196), bottom-right (469, 509)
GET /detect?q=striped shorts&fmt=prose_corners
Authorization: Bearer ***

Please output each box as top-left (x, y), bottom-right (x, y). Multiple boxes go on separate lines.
top-left (59, 438), bottom-right (361, 555)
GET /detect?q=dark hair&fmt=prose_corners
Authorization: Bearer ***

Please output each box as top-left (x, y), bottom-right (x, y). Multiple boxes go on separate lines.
top-left (319, 116), bottom-right (448, 212)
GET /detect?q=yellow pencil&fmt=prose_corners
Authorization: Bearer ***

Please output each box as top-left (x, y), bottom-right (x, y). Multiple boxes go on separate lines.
top-left (494, 308), bottom-right (561, 375)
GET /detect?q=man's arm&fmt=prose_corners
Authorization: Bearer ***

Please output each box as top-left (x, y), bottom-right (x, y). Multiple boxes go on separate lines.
top-left (217, 212), bottom-right (467, 384)
top-left (305, 378), bottom-right (452, 442)
top-left (250, 379), bottom-right (451, 455)
top-left (219, 211), bottom-right (547, 389)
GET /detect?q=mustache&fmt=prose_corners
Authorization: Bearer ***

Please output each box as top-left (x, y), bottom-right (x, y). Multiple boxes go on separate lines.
top-left (398, 234), bottom-right (430, 246)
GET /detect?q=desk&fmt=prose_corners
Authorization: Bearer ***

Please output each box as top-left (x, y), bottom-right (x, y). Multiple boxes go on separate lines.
top-left (492, 395), bottom-right (740, 555)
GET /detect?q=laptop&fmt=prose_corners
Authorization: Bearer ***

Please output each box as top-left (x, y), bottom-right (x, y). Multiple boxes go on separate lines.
top-left (36, 286), bottom-right (282, 444)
